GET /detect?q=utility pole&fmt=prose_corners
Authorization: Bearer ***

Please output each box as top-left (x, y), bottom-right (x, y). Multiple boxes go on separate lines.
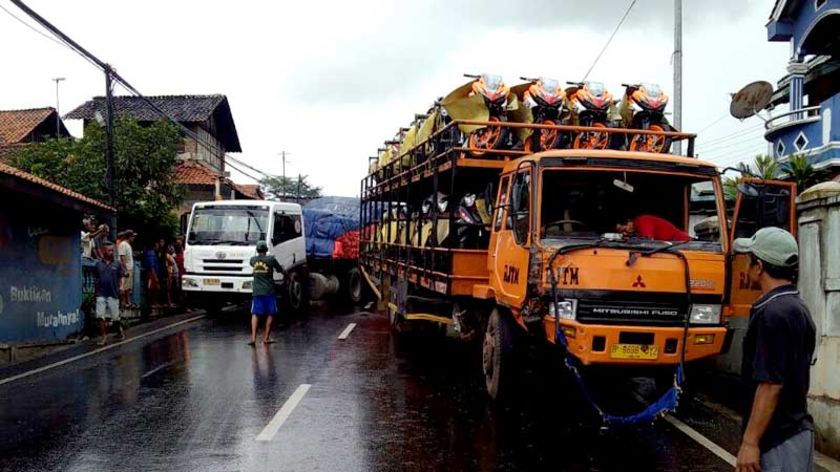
top-left (12, 0), bottom-right (119, 238)
top-left (279, 151), bottom-right (290, 200)
top-left (104, 66), bottom-right (116, 240)
top-left (52, 77), bottom-right (65, 136)
top-left (673, 0), bottom-right (683, 155)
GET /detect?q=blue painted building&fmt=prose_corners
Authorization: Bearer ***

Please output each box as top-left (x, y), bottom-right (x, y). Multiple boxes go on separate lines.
top-left (766, 0), bottom-right (840, 176)
top-left (0, 163), bottom-right (112, 343)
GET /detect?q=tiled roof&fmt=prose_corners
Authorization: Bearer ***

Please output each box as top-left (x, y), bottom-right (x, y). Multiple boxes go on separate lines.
top-left (65, 95), bottom-right (241, 152)
top-left (0, 143), bottom-right (27, 163)
top-left (174, 160), bottom-right (223, 185)
top-left (0, 162), bottom-right (113, 212)
top-left (234, 183), bottom-right (263, 200)
top-left (0, 108), bottom-right (56, 144)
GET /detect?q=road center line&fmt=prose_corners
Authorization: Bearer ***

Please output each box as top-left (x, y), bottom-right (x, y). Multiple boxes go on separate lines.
top-left (338, 323), bottom-right (357, 340)
top-left (0, 315), bottom-right (205, 387)
top-left (256, 384), bottom-right (311, 442)
top-left (664, 415), bottom-right (736, 466)
top-left (141, 360), bottom-right (175, 379)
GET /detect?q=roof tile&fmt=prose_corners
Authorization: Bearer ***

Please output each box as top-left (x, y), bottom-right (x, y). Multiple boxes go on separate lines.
top-left (0, 108), bottom-right (56, 144)
top-left (0, 162), bottom-right (113, 212)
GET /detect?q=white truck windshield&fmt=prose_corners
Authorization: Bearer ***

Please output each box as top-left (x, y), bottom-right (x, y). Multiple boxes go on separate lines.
top-left (187, 206), bottom-right (268, 246)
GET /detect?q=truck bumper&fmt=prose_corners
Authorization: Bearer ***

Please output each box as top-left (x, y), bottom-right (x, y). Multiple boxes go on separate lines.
top-left (181, 274), bottom-right (253, 294)
top-left (546, 319), bottom-right (727, 366)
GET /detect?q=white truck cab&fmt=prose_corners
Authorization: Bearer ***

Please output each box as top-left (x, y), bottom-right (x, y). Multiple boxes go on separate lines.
top-left (182, 200), bottom-right (306, 310)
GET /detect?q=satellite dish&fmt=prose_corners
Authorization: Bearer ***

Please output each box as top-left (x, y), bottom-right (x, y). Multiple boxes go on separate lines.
top-left (730, 81), bottom-right (774, 119)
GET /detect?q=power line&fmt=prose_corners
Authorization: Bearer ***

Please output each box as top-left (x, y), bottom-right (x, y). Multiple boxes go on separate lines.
top-left (696, 124), bottom-right (765, 150)
top-left (582, 0), bottom-right (637, 81)
top-left (695, 113), bottom-right (730, 135)
top-left (0, 2), bottom-right (71, 50)
top-left (697, 134), bottom-right (767, 156)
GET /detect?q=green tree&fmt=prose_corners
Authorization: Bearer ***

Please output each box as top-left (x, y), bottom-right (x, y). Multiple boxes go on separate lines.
top-left (261, 175), bottom-right (322, 200)
top-left (782, 153), bottom-right (816, 194)
top-left (751, 154), bottom-right (780, 179)
top-left (11, 117), bottom-right (183, 238)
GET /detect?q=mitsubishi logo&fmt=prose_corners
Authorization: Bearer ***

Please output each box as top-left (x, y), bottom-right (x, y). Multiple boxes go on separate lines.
top-left (632, 275), bottom-right (646, 288)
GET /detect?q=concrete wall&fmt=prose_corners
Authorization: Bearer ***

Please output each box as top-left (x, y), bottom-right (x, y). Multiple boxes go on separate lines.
top-left (797, 190), bottom-right (840, 458)
top-left (0, 197), bottom-right (83, 343)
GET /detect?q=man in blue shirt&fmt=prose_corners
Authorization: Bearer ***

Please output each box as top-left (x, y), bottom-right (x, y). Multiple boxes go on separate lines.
top-left (95, 242), bottom-right (125, 345)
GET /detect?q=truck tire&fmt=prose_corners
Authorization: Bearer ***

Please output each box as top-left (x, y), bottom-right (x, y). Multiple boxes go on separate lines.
top-left (483, 308), bottom-right (517, 401)
top-left (344, 267), bottom-right (363, 305)
top-left (284, 269), bottom-right (308, 315)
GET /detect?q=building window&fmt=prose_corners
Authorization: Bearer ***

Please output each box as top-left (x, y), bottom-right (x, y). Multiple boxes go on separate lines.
top-left (776, 140), bottom-right (786, 158)
top-left (794, 131), bottom-right (809, 152)
top-left (815, 0), bottom-right (827, 10)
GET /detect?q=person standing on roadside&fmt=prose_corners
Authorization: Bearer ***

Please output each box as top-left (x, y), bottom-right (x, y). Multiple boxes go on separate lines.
top-left (143, 240), bottom-right (161, 308)
top-left (734, 227), bottom-right (816, 472)
top-left (118, 230), bottom-right (137, 309)
top-left (248, 241), bottom-right (283, 346)
top-left (95, 241), bottom-right (125, 345)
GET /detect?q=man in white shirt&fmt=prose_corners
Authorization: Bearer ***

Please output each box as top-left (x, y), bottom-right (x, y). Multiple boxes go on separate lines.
top-left (118, 230), bottom-right (137, 308)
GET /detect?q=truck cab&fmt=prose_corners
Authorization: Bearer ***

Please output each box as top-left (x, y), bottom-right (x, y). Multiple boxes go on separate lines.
top-left (181, 200), bottom-right (307, 311)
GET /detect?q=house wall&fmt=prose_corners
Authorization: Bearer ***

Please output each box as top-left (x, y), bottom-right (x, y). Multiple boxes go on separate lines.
top-left (0, 195), bottom-right (83, 343)
top-left (177, 124), bottom-right (225, 173)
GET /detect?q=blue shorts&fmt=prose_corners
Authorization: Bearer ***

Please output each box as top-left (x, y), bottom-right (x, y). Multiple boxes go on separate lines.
top-left (251, 295), bottom-right (278, 316)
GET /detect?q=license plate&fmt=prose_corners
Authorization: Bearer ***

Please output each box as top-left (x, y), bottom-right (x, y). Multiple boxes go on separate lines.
top-left (610, 343), bottom-right (659, 360)
top-left (203, 278), bottom-right (221, 286)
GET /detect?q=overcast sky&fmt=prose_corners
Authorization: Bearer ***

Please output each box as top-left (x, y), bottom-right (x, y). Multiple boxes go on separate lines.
top-left (1, 0), bottom-right (788, 196)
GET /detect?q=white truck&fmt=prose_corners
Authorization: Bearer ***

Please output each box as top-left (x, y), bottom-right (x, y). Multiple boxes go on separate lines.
top-left (181, 200), bottom-right (308, 313)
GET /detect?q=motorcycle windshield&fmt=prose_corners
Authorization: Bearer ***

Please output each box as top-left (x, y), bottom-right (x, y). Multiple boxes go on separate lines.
top-left (482, 74), bottom-right (503, 93)
top-left (540, 77), bottom-right (559, 96)
top-left (586, 81), bottom-right (606, 98)
top-left (642, 83), bottom-right (661, 98)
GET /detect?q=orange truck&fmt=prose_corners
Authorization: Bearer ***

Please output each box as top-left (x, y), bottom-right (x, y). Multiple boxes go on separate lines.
top-left (359, 119), bottom-right (797, 423)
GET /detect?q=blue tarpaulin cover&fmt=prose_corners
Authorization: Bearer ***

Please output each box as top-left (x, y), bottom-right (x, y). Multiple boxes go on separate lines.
top-left (303, 197), bottom-right (360, 259)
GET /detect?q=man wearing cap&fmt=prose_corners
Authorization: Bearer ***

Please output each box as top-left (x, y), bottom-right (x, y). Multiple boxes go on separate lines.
top-left (249, 241), bottom-right (283, 345)
top-left (734, 227), bottom-right (816, 472)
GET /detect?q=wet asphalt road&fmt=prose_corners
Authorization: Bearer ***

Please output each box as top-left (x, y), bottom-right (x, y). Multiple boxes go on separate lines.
top-left (0, 305), bottom-right (755, 472)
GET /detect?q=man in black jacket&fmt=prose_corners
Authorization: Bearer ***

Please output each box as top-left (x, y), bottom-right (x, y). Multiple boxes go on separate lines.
top-left (734, 227), bottom-right (816, 472)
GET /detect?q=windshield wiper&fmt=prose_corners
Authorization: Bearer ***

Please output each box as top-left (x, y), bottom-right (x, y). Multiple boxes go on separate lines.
top-left (642, 239), bottom-right (696, 257)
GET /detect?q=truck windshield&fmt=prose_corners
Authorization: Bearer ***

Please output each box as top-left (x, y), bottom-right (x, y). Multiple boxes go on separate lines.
top-left (539, 169), bottom-right (723, 251)
top-left (187, 206), bottom-right (268, 246)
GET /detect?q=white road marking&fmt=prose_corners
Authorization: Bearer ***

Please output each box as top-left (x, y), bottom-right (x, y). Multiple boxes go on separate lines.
top-left (256, 384), bottom-right (311, 442)
top-left (664, 415), bottom-right (736, 466)
top-left (141, 361), bottom-right (175, 379)
top-left (0, 315), bottom-right (205, 387)
top-left (338, 323), bottom-right (357, 340)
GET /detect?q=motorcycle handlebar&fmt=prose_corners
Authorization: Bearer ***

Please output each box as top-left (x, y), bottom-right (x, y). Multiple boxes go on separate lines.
top-left (520, 76), bottom-right (538, 82)
top-left (463, 73), bottom-right (480, 79)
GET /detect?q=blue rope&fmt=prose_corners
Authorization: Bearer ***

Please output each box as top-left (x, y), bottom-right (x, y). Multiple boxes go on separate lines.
top-left (555, 323), bottom-right (682, 427)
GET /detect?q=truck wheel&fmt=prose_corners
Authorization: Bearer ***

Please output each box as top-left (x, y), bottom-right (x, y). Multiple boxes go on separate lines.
top-left (345, 267), bottom-right (363, 305)
top-left (285, 270), bottom-right (308, 315)
top-left (483, 308), bottom-right (517, 401)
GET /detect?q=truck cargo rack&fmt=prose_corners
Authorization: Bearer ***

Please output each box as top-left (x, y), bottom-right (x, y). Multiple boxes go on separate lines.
top-left (360, 120), bottom-right (697, 299)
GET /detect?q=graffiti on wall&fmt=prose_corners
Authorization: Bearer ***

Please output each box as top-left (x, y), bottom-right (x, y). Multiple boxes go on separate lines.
top-left (0, 206), bottom-right (82, 343)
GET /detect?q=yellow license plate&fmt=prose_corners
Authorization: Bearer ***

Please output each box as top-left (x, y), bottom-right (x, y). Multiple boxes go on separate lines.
top-left (203, 278), bottom-right (221, 286)
top-left (610, 343), bottom-right (659, 360)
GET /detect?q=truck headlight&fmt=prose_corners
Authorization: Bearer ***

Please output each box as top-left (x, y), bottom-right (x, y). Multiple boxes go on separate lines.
top-left (548, 299), bottom-right (577, 320)
top-left (690, 304), bottom-right (721, 324)
top-left (242, 281), bottom-right (253, 290)
top-left (182, 277), bottom-right (198, 288)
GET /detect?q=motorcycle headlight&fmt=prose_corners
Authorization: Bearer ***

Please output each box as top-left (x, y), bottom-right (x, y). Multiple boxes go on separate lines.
top-left (690, 304), bottom-right (721, 324)
top-left (548, 299), bottom-right (578, 321)
top-left (463, 193), bottom-right (476, 207)
top-left (437, 194), bottom-right (448, 213)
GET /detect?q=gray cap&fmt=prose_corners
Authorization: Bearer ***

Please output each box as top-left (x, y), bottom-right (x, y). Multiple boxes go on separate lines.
top-left (256, 240), bottom-right (269, 252)
top-left (733, 227), bottom-right (798, 267)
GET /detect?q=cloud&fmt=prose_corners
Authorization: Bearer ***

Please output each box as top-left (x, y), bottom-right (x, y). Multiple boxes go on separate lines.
top-left (284, 0), bottom-right (756, 105)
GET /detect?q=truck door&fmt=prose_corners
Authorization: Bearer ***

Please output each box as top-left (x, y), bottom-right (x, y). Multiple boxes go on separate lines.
top-left (491, 168), bottom-right (532, 309)
top-left (270, 210), bottom-right (305, 273)
top-left (726, 179), bottom-right (797, 316)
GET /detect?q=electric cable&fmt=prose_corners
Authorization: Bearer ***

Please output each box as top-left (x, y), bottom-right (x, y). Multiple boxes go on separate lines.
top-left (581, 0), bottom-right (637, 81)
